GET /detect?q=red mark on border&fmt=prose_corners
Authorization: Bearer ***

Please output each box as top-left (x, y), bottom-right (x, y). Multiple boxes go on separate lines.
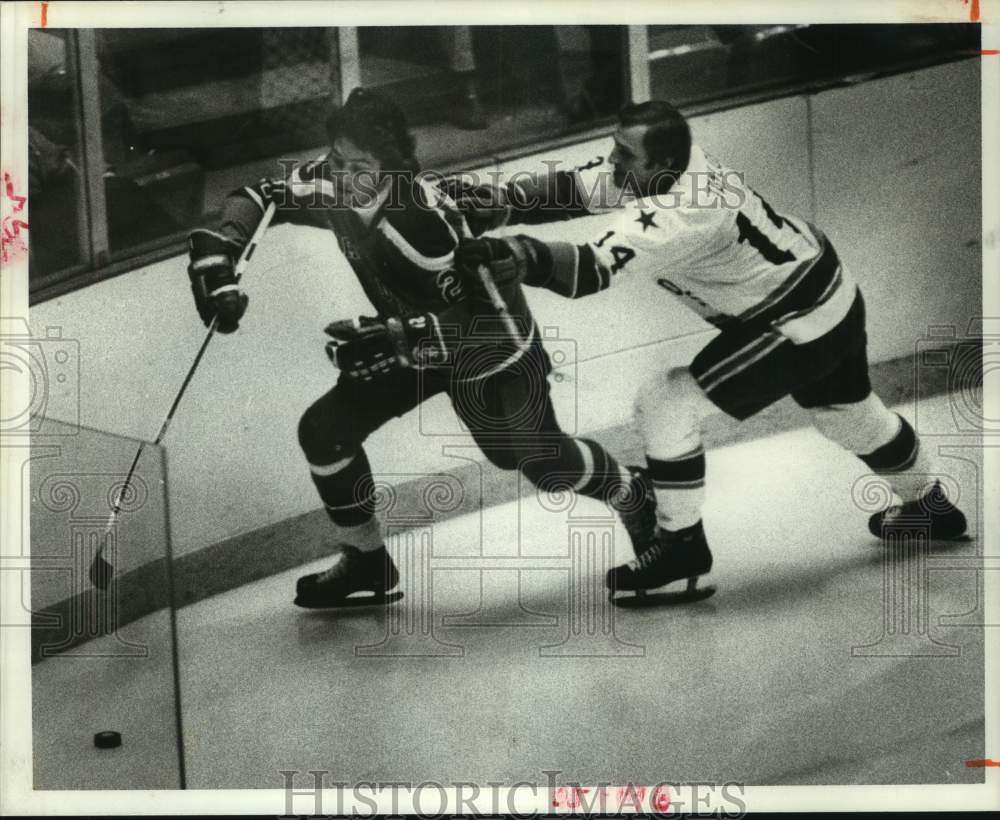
top-left (965, 0), bottom-right (981, 22)
top-left (550, 785), bottom-right (670, 812)
top-left (1, 172), bottom-right (29, 264)
top-left (41, 2), bottom-right (48, 27)
top-left (980, 49), bottom-right (1000, 55)
top-left (552, 786), bottom-right (592, 808)
top-left (965, 758), bottom-right (1000, 767)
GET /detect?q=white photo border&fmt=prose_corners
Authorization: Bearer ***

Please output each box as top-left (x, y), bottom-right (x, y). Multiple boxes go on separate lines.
top-left (1, 0), bottom-right (997, 814)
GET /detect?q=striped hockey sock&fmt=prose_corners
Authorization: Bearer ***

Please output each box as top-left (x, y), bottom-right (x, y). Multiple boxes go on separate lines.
top-left (571, 438), bottom-right (634, 504)
top-left (647, 445), bottom-right (706, 532)
top-left (308, 449), bottom-right (382, 550)
top-left (859, 414), bottom-right (940, 503)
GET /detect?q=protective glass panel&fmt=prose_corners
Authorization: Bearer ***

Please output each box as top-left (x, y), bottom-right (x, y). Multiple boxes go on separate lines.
top-left (29, 418), bottom-right (183, 789)
top-left (27, 29), bottom-right (88, 284)
top-left (358, 25), bottom-right (628, 167)
top-left (94, 28), bottom-right (342, 258)
top-left (648, 23), bottom-right (979, 107)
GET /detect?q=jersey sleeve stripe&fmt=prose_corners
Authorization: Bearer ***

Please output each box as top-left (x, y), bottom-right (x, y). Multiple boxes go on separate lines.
top-left (418, 179), bottom-right (463, 242)
top-left (191, 254), bottom-right (232, 271)
top-left (434, 186), bottom-right (476, 238)
top-left (288, 163), bottom-right (341, 202)
top-left (545, 241), bottom-right (581, 298)
top-left (241, 186), bottom-right (266, 212)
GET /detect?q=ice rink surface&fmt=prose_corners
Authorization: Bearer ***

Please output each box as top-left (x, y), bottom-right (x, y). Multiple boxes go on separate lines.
top-left (32, 394), bottom-right (985, 789)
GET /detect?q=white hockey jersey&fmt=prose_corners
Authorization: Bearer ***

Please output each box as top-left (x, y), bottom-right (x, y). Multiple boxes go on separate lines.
top-left (521, 145), bottom-right (857, 344)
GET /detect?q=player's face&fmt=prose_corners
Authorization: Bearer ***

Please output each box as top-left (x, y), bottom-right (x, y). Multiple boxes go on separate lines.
top-left (328, 136), bottom-right (383, 208)
top-left (609, 124), bottom-right (658, 196)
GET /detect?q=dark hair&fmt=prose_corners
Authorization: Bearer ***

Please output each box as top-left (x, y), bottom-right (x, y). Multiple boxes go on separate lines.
top-left (326, 87), bottom-right (420, 173)
top-left (617, 100), bottom-right (691, 176)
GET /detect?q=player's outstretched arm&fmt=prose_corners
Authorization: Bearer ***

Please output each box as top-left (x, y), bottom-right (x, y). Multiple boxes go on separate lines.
top-left (442, 167), bottom-right (593, 234)
top-left (455, 229), bottom-right (629, 301)
top-left (188, 158), bottom-right (339, 333)
top-left (220, 159), bottom-right (334, 244)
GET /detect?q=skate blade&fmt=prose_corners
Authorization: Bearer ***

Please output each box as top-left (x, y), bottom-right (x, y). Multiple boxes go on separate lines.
top-left (611, 577), bottom-right (716, 609)
top-left (294, 590), bottom-right (404, 610)
top-left (877, 532), bottom-right (973, 546)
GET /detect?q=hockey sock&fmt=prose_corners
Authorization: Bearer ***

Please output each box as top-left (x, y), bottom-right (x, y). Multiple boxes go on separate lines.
top-left (570, 438), bottom-right (633, 504)
top-left (647, 445), bottom-right (706, 532)
top-left (808, 394), bottom-right (945, 504)
top-left (523, 436), bottom-right (631, 503)
top-left (859, 413), bottom-right (941, 503)
top-left (337, 516), bottom-right (384, 553)
top-left (308, 448), bottom-right (378, 534)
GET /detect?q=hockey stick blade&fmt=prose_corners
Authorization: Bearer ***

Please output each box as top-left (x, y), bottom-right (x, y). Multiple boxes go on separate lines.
top-left (89, 547), bottom-right (115, 591)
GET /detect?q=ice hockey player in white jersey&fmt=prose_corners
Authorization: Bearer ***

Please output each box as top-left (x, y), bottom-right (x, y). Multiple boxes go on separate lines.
top-left (455, 99), bottom-right (968, 605)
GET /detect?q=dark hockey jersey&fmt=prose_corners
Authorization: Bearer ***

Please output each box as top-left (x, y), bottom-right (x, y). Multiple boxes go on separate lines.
top-left (218, 156), bottom-right (537, 378)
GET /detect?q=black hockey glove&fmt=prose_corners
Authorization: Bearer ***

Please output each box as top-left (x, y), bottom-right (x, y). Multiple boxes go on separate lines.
top-left (324, 314), bottom-right (452, 380)
top-left (454, 236), bottom-right (524, 305)
top-left (255, 176), bottom-right (295, 208)
top-left (187, 229), bottom-right (249, 334)
top-left (442, 176), bottom-right (511, 237)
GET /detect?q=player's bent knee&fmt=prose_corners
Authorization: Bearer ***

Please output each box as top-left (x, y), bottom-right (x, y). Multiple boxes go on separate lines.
top-left (635, 368), bottom-right (705, 429)
top-left (634, 371), bottom-right (667, 418)
top-left (297, 406), bottom-right (359, 465)
top-left (297, 405), bottom-right (328, 454)
top-left (635, 367), bottom-right (700, 409)
top-left (808, 392), bottom-right (901, 455)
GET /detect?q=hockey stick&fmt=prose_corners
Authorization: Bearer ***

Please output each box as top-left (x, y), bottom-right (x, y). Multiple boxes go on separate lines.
top-left (475, 263), bottom-right (526, 347)
top-left (89, 201), bottom-right (278, 590)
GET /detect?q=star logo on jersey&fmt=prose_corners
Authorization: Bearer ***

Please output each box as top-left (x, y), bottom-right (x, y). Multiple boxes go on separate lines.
top-left (635, 210), bottom-right (658, 232)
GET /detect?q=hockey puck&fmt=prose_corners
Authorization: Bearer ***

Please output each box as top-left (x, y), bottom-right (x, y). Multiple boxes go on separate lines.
top-left (93, 730), bottom-right (122, 749)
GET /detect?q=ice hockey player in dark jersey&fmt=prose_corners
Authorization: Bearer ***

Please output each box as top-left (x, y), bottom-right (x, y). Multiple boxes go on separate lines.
top-left (455, 99), bottom-right (968, 606)
top-left (186, 88), bottom-right (652, 609)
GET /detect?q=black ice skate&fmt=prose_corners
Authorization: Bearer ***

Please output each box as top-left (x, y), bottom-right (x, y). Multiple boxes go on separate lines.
top-left (867, 481), bottom-right (968, 542)
top-left (607, 521), bottom-right (716, 608)
top-left (294, 545), bottom-right (402, 609)
top-left (611, 466), bottom-right (659, 556)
